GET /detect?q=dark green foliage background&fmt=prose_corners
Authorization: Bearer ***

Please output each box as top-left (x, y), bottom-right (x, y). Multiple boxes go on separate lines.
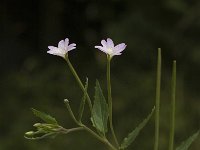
top-left (0, 0), bottom-right (199, 149)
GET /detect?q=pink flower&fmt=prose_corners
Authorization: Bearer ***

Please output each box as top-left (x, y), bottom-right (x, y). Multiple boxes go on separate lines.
top-left (47, 38), bottom-right (76, 58)
top-left (95, 38), bottom-right (126, 57)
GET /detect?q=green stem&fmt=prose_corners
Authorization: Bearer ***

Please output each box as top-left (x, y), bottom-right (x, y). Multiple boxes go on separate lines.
top-left (83, 125), bottom-right (118, 150)
top-left (154, 48), bottom-right (161, 150)
top-left (61, 127), bottom-right (85, 134)
top-left (64, 56), bottom-right (93, 113)
top-left (64, 57), bottom-right (102, 135)
top-left (78, 77), bottom-right (88, 122)
top-left (64, 99), bottom-right (80, 125)
top-left (107, 55), bottom-right (119, 147)
top-left (168, 60), bottom-right (176, 150)
top-left (64, 99), bottom-right (117, 150)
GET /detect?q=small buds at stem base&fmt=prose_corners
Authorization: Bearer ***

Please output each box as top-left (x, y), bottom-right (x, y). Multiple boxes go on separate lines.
top-left (25, 131), bottom-right (35, 136)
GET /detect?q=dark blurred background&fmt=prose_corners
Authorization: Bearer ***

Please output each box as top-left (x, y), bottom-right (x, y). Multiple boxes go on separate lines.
top-left (0, 0), bottom-right (199, 149)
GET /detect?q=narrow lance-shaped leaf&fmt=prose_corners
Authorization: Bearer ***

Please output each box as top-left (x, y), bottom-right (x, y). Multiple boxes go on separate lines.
top-left (91, 80), bottom-right (109, 135)
top-left (120, 107), bottom-right (155, 149)
top-left (31, 108), bottom-right (58, 125)
top-left (78, 78), bottom-right (88, 122)
top-left (176, 130), bottom-right (199, 150)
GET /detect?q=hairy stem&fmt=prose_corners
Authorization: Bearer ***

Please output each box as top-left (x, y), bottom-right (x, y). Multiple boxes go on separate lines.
top-left (83, 125), bottom-right (118, 150)
top-left (107, 55), bottom-right (119, 147)
top-left (60, 127), bottom-right (85, 134)
top-left (64, 56), bottom-right (93, 113)
top-left (64, 99), bottom-right (80, 125)
top-left (64, 99), bottom-right (118, 150)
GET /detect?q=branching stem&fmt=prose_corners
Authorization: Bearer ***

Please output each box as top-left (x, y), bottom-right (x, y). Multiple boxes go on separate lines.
top-left (64, 56), bottom-right (93, 113)
top-left (64, 99), bottom-right (118, 150)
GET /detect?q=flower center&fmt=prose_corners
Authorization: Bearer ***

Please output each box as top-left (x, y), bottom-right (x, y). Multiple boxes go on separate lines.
top-left (107, 48), bottom-right (113, 54)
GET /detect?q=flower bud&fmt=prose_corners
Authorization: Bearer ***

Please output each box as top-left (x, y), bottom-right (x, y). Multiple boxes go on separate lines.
top-left (33, 123), bottom-right (42, 127)
top-left (25, 131), bottom-right (34, 136)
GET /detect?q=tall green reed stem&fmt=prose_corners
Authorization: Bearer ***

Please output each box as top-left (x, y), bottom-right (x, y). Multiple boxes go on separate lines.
top-left (107, 55), bottom-right (119, 147)
top-left (168, 60), bottom-right (176, 150)
top-left (154, 48), bottom-right (161, 150)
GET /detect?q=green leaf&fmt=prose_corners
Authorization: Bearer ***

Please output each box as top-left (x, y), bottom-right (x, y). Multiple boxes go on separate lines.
top-left (176, 130), bottom-right (199, 150)
top-left (91, 80), bottom-right (108, 135)
top-left (31, 108), bottom-right (58, 125)
top-left (120, 107), bottom-right (155, 149)
top-left (78, 77), bottom-right (88, 122)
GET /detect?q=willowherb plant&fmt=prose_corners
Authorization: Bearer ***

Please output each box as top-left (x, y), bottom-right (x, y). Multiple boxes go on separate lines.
top-left (25, 37), bottom-right (199, 150)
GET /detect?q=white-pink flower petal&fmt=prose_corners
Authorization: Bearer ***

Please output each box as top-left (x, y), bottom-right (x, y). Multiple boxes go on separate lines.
top-left (47, 47), bottom-right (65, 57)
top-left (114, 43), bottom-right (126, 53)
top-left (58, 40), bottom-right (65, 49)
top-left (94, 46), bottom-right (108, 53)
top-left (68, 43), bottom-right (76, 51)
top-left (107, 38), bottom-right (114, 48)
top-left (64, 38), bottom-right (69, 48)
top-left (101, 40), bottom-right (107, 48)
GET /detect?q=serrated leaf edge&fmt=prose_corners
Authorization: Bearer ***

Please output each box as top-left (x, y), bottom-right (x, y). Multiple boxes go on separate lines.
top-left (176, 130), bottom-right (199, 150)
top-left (31, 108), bottom-right (58, 125)
top-left (120, 107), bottom-right (155, 149)
top-left (91, 80), bottom-right (109, 135)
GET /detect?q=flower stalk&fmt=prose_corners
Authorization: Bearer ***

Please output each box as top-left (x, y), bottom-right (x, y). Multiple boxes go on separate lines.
top-left (64, 56), bottom-right (93, 113)
top-left (61, 127), bottom-right (85, 134)
top-left (107, 55), bottom-right (119, 147)
top-left (95, 38), bottom-right (126, 148)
